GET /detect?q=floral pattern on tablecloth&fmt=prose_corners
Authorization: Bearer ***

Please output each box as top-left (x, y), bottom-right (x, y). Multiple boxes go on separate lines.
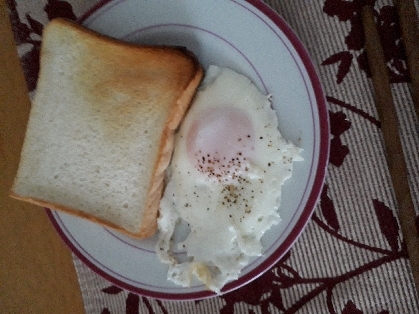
top-left (7, 0), bottom-right (419, 313)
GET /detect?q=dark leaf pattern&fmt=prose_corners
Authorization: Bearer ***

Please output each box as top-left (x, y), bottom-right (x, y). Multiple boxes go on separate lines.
top-left (341, 300), bottom-right (391, 314)
top-left (6, 1), bottom-right (42, 91)
top-left (323, 0), bottom-right (374, 22)
top-left (328, 110), bottom-right (351, 167)
top-left (356, 50), bottom-right (371, 78)
top-left (373, 199), bottom-right (400, 252)
top-left (102, 285), bottom-right (123, 295)
top-left (44, 0), bottom-right (77, 20)
top-left (101, 309), bottom-right (111, 314)
top-left (20, 44), bottom-right (41, 92)
top-left (220, 266), bottom-right (286, 314)
top-left (11, 19), bottom-right (31, 45)
top-left (375, 6), bottom-right (408, 83)
top-left (279, 250), bottom-right (291, 263)
top-left (330, 137), bottom-right (350, 167)
top-left (327, 96), bottom-right (381, 128)
top-left (7, 0), bottom-right (31, 45)
top-left (126, 293), bottom-right (140, 314)
top-left (321, 51), bottom-right (353, 84)
top-left (274, 264), bottom-right (301, 289)
top-left (320, 184), bottom-right (340, 231)
top-left (322, 51), bottom-right (351, 66)
top-left (323, 0), bottom-right (409, 84)
top-left (323, 0), bottom-right (371, 48)
top-left (323, 0), bottom-right (371, 82)
top-left (6, 0), bottom-right (78, 92)
top-left (330, 111), bottom-right (351, 138)
top-left (344, 15), bottom-right (365, 51)
top-left (26, 14), bottom-right (44, 36)
top-left (335, 52), bottom-right (353, 84)
top-left (342, 300), bottom-right (363, 314)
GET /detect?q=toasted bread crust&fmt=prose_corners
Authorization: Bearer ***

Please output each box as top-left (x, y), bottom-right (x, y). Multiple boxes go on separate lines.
top-left (9, 191), bottom-right (150, 237)
top-left (141, 66), bottom-right (203, 237)
top-left (10, 18), bottom-right (203, 238)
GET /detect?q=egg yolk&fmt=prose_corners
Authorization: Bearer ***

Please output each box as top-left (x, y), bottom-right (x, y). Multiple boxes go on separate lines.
top-left (186, 107), bottom-right (255, 180)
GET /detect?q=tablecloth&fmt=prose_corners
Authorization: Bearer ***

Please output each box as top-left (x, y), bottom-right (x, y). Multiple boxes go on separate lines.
top-left (7, 0), bottom-right (419, 313)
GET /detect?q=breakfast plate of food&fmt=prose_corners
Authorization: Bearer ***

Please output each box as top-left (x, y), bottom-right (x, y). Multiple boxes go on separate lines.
top-left (11, 0), bottom-right (329, 300)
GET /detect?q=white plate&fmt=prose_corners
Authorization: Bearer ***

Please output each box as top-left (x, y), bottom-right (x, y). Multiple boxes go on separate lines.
top-left (47, 0), bottom-right (329, 300)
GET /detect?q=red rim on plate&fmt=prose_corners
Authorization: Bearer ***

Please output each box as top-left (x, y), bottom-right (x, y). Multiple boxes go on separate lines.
top-left (46, 0), bottom-right (329, 301)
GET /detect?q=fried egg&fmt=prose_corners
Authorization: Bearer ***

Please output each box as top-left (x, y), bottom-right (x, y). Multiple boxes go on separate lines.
top-left (156, 65), bottom-right (302, 293)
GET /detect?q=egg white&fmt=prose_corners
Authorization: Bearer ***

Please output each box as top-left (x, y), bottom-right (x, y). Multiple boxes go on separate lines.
top-left (156, 66), bottom-right (302, 293)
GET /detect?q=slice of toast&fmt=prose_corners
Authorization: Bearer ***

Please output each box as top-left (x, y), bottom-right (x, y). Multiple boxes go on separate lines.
top-left (10, 18), bottom-right (203, 238)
